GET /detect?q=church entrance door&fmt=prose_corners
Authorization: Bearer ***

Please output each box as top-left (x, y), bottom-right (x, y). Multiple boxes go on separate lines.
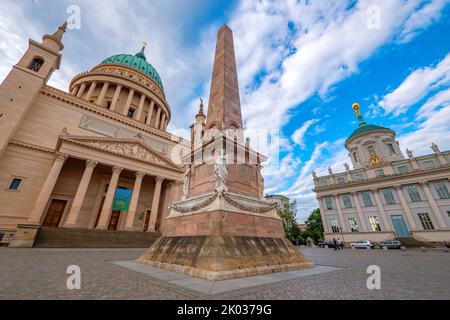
top-left (108, 211), bottom-right (121, 231)
top-left (143, 210), bottom-right (151, 232)
top-left (42, 200), bottom-right (67, 227)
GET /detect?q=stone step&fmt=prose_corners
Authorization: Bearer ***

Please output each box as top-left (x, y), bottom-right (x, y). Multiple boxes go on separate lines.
top-left (34, 227), bottom-right (161, 248)
top-left (395, 237), bottom-right (440, 248)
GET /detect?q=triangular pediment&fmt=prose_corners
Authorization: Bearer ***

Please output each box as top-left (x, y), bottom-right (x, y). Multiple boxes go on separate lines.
top-left (59, 135), bottom-right (183, 171)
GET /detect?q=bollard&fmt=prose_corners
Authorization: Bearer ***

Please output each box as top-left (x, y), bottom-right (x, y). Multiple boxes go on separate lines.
top-left (420, 246), bottom-right (426, 252)
top-left (382, 246), bottom-right (388, 251)
top-left (401, 246), bottom-right (407, 251)
top-left (366, 246), bottom-right (372, 250)
top-left (443, 247), bottom-right (448, 253)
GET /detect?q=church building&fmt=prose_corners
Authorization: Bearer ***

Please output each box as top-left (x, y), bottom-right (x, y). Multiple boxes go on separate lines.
top-left (0, 23), bottom-right (190, 247)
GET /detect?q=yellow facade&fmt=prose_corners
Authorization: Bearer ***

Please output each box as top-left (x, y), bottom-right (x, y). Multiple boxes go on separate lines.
top-left (0, 23), bottom-right (189, 244)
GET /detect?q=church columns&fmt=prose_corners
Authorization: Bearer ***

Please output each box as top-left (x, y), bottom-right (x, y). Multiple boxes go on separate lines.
top-left (123, 88), bottom-right (135, 116)
top-left (96, 166), bottom-right (123, 230)
top-left (28, 153), bottom-right (68, 224)
top-left (110, 85), bottom-right (122, 112)
top-left (95, 82), bottom-right (109, 106)
top-left (147, 177), bottom-right (164, 232)
top-left (154, 107), bottom-right (162, 129)
top-left (124, 172), bottom-right (145, 231)
top-left (146, 100), bottom-right (155, 125)
top-left (351, 192), bottom-right (368, 232)
top-left (420, 181), bottom-right (448, 229)
top-left (63, 160), bottom-right (98, 228)
top-left (85, 81), bottom-right (97, 101)
top-left (160, 113), bottom-right (166, 131)
top-left (70, 86), bottom-right (78, 95)
top-left (394, 185), bottom-right (417, 231)
top-left (136, 94), bottom-right (146, 121)
top-left (76, 83), bottom-right (87, 98)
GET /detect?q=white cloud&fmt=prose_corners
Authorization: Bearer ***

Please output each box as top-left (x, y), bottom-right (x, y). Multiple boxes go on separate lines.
top-left (398, 0), bottom-right (449, 43)
top-left (399, 104), bottom-right (450, 155)
top-left (416, 87), bottom-right (450, 119)
top-left (278, 139), bottom-right (348, 222)
top-left (291, 119), bottom-right (318, 149)
top-left (379, 52), bottom-right (450, 115)
top-left (235, 0), bottom-right (446, 132)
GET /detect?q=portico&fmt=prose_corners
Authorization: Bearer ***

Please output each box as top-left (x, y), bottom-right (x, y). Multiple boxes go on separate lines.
top-left (27, 135), bottom-right (183, 233)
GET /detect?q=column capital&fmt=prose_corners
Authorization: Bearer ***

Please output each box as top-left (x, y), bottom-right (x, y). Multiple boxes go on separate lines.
top-left (135, 171), bottom-right (146, 178)
top-left (155, 176), bottom-right (164, 183)
top-left (351, 191), bottom-right (358, 196)
top-left (55, 152), bottom-right (69, 162)
top-left (176, 180), bottom-right (183, 187)
top-left (86, 160), bottom-right (98, 168)
top-left (418, 180), bottom-right (429, 186)
top-left (112, 166), bottom-right (124, 174)
top-left (393, 184), bottom-right (403, 190)
top-left (370, 188), bottom-right (379, 193)
top-left (332, 193), bottom-right (339, 197)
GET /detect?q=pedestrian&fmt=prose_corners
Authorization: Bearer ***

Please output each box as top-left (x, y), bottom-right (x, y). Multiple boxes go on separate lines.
top-left (333, 238), bottom-right (337, 251)
top-left (337, 238), bottom-right (342, 250)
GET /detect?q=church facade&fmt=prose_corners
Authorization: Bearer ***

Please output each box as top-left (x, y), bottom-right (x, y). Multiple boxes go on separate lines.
top-left (0, 23), bottom-right (190, 246)
top-left (313, 104), bottom-right (450, 244)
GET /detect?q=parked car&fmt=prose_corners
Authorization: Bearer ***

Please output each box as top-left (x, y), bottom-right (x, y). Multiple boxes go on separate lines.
top-left (444, 241), bottom-right (450, 248)
top-left (350, 240), bottom-right (375, 249)
top-left (319, 240), bottom-right (336, 248)
top-left (379, 240), bottom-right (402, 249)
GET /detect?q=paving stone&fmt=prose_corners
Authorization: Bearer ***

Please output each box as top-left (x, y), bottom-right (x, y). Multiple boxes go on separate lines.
top-left (0, 247), bottom-right (448, 299)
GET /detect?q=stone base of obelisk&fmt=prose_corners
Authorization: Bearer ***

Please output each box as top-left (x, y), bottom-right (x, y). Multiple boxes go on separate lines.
top-left (137, 191), bottom-right (314, 281)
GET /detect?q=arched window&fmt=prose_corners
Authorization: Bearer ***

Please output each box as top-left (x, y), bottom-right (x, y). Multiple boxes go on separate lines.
top-left (28, 58), bottom-right (45, 72)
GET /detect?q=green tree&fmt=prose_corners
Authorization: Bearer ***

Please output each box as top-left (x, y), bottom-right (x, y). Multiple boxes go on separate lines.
top-left (303, 208), bottom-right (324, 244)
top-left (278, 200), bottom-right (304, 245)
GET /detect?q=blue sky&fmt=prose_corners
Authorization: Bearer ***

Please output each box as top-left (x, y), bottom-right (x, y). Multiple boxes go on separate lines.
top-left (1, 0), bottom-right (450, 222)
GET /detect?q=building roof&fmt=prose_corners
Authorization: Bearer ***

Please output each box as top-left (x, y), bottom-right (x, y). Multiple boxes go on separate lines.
top-left (347, 121), bottom-right (392, 142)
top-left (100, 49), bottom-right (164, 91)
top-left (345, 104), bottom-right (395, 144)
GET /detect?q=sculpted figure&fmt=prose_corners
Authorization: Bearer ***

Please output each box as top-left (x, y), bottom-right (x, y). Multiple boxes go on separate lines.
top-left (182, 165), bottom-right (191, 199)
top-left (214, 150), bottom-right (228, 190)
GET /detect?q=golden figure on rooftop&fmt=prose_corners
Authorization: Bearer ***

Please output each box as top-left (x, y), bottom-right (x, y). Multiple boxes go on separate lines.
top-left (352, 103), bottom-right (361, 118)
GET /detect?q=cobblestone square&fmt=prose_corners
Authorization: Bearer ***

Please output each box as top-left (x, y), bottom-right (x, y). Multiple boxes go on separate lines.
top-left (0, 247), bottom-right (448, 300)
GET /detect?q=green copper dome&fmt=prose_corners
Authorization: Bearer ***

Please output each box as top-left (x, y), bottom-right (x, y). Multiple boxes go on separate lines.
top-left (101, 49), bottom-right (164, 91)
top-left (346, 103), bottom-right (394, 144)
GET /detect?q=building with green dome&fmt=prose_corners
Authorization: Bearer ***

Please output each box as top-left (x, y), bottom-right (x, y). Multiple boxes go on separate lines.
top-left (313, 103), bottom-right (450, 246)
top-left (0, 23), bottom-right (191, 248)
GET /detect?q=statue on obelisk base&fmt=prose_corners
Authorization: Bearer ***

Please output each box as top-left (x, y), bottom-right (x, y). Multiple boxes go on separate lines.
top-left (214, 150), bottom-right (228, 193)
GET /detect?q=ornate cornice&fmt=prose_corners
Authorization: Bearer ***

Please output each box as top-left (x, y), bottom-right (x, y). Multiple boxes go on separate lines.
top-left (9, 140), bottom-right (55, 154)
top-left (39, 86), bottom-right (180, 143)
top-left (59, 136), bottom-right (183, 173)
top-left (314, 164), bottom-right (450, 193)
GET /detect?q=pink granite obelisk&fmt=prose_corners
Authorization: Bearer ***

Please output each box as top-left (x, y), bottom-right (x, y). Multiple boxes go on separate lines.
top-left (138, 25), bottom-right (313, 280)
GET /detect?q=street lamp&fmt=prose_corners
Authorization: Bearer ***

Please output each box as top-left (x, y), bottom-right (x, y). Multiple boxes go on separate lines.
top-left (340, 227), bottom-right (345, 248)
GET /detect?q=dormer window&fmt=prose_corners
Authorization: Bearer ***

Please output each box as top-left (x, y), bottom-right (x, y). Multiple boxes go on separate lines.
top-left (28, 58), bottom-right (44, 72)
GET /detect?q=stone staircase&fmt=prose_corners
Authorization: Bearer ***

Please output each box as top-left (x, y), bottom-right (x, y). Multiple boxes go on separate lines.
top-left (395, 237), bottom-right (441, 248)
top-left (34, 227), bottom-right (161, 248)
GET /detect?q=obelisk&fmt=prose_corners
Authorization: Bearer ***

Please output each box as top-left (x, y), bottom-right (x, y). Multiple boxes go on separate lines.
top-left (138, 25), bottom-right (313, 281)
